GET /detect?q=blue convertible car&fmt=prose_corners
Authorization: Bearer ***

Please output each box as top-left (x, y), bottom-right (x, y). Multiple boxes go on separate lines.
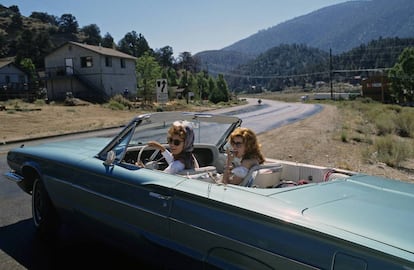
top-left (5, 112), bottom-right (414, 269)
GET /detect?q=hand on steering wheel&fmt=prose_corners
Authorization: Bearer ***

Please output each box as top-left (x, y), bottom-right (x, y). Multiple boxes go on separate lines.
top-left (137, 144), bottom-right (161, 168)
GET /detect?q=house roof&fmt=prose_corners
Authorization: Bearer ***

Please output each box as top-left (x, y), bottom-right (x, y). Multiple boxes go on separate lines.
top-left (0, 58), bottom-right (15, 69)
top-left (66, 41), bottom-right (137, 60)
top-left (0, 58), bottom-right (28, 75)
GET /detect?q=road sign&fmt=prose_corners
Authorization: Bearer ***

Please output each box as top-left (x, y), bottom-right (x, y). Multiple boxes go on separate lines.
top-left (156, 79), bottom-right (168, 104)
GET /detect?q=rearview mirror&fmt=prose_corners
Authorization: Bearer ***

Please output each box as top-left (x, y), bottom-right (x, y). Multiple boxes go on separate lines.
top-left (103, 150), bottom-right (116, 166)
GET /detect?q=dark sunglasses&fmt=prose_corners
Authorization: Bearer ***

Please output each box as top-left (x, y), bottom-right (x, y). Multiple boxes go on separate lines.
top-left (231, 141), bottom-right (243, 147)
top-left (167, 138), bottom-right (183, 146)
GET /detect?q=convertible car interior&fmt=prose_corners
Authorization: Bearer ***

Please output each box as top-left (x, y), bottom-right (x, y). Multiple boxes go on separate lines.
top-left (123, 143), bottom-right (352, 188)
top-left (102, 112), bottom-right (353, 188)
top-left (123, 143), bottom-right (222, 170)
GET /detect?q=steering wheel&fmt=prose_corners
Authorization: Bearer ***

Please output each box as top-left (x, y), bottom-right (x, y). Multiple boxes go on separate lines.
top-left (137, 144), bottom-right (161, 167)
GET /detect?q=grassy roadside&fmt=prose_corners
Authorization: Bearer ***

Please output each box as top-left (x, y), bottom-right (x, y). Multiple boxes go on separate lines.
top-left (247, 92), bottom-right (414, 171)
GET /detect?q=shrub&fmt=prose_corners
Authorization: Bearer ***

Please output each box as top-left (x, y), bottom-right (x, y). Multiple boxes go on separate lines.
top-left (385, 104), bottom-right (402, 113)
top-left (395, 109), bottom-right (414, 138)
top-left (374, 112), bottom-right (396, 136)
top-left (107, 100), bottom-right (126, 110)
top-left (34, 99), bottom-right (46, 106)
top-left (340, 131), bottom-right (348, 142)
top-left (107, 95), bottom-right (132, 110)
top-left (360, 97), bottom-right (375, 104)
top-left (374, 135), bottom-right (412, 167)
top-left (364, 105), bottom-right (384, 121)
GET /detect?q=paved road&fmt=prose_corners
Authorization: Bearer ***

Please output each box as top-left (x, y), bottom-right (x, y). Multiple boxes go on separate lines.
top-left (0, 99), bottom-right (321, 269)
top-left (214, 98), bottom-right (322, 134)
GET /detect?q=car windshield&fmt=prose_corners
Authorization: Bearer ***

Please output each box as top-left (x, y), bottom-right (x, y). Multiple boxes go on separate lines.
top-left (129, 112), bottom-right (240, 146)
top-left (97, 112), bottom-right (241, 163)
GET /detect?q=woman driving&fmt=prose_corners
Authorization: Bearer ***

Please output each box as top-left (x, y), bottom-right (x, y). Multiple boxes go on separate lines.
top-left (146, 120), bottom-right (195, 174)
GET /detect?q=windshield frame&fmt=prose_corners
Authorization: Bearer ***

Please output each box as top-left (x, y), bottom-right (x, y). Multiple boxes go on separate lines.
top-left (97, 112), bottom-right (241, 163)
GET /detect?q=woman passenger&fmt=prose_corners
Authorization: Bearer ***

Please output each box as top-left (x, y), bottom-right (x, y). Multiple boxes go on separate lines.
top-left (222, 127), bottom-right (265, 185)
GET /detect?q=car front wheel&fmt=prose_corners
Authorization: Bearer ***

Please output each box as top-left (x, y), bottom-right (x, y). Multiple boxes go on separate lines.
top-left (32, 177), bottom-right (60, 237)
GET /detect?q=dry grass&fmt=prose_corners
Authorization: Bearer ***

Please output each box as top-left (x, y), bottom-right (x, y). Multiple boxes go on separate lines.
top-left (0, 98), bottom-right (226, 143)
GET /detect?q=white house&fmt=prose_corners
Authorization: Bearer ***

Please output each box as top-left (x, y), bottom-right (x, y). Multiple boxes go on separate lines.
top-left (44, 41), bottom-right (137, 102)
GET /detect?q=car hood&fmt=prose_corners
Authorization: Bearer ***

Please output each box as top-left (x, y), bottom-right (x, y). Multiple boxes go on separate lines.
top-left (14, 137), bottom-right (111, 158)
top-left (268, 175), bottom-right (414, 256)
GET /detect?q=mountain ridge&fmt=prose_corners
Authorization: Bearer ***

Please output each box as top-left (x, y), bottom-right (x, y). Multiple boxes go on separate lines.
top-left (195, 0), bottom-right (414, 79)
top-left (221, 0), bottom-right (414, 55)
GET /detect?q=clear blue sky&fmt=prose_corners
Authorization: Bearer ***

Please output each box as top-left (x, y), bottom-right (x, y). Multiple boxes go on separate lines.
top-left (3, 0), bottom-right (348, 57)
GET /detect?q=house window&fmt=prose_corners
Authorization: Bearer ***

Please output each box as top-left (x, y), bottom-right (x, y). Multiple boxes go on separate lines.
top-left (105, 56), bottom-right (112, 67)
top-left (80, 56), bottom-right (93, 68)
top-left (120, 58), bottom-right (126, 68)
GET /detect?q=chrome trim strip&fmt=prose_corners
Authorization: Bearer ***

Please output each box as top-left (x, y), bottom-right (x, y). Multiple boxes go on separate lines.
top-left (4, 171), bottom-right (24, 183)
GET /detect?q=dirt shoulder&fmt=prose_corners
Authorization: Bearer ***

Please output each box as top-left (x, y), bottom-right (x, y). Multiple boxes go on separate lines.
top-left (0, 104), bottom-right (140, 143)
top-left (1, 102), bottom-right (413, 182)
top-left (258, 104), bottom-right (414, 182)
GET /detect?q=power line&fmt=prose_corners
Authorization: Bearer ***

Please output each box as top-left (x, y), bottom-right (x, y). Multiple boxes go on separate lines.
top-left (333, 68), bottom-right (392, 73)
top-left (209, 70), bottom-right (330, 79)
top-left (209, 68), bottom-right (394, 79)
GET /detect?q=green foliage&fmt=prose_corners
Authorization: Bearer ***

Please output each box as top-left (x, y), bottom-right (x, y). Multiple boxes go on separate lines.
top-left (212, 37), bottom-right (414, 93)
top-left (196, 71), bottom-right (209, 100)
top-left (216, 74), bottom-right (229, 102)
top-left (101, 32), bottom-right (115, 48)
top-left (154, 46), bottom-right (174, 68)
top-left (388, 47), bottom-right (414, 103)
top-left (335, 38), bottom-right (414, 70)
top-left (34, 99), bottom-right (46, 106)
top-left (81, 24), bottom-right (102, 46)
top-left (19, 58), bottom-right (36, 81)
top-left (227, 44), bottom-right (329, 92)
top-left (187, 73), bottom-right (196, 98)
top-left (107, 100), bottom-right (126, 110)
top-left (394, 109), bottom-right (414, 137)
top-left (118, 31), bottom-right (150, 58)
top-left (15, 29), bottom-right (53, 68)
top-left (29, 12), bottom-right (58, 25)
top-left (340, 131), bottom-right (348, 142)
top-left (207, 77), bottom-right (221, 104)
top-left (177, 52), bottom-right (197, 73)
top-left (107, 94), bottom-right (132, 110)
top-left (136, 52), bottom-right (162, 103)
top-left (10, 13), bottom-right (23, 29)
top-left (8, 5), bottom-right (20, 14)
top-left (166, 67), bottom-right (178, 87)
top-left (0, 32), bottom-right (8, 57)
top-left (58, 14), bottom-right (78, 33)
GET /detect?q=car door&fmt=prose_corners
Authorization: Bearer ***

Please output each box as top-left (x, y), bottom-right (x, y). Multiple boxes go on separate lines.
top-left (67, 157), bottom-right (181, 242)
top-left (167, 180), bottom-right (272, 269)
top-left (168, 181), bottom-right (323, 270)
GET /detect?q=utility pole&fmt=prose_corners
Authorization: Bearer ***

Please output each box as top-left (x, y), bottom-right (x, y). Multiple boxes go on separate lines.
top-left (329, 48), bottom-right (333, 100)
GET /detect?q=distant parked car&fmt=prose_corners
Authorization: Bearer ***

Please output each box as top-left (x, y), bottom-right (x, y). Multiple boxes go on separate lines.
top-left (5, 112), bottom-right (414, 269)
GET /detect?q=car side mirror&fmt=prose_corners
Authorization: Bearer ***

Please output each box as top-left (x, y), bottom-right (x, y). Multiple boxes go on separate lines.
top-left (103, 150), bottom-right (116, 166)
